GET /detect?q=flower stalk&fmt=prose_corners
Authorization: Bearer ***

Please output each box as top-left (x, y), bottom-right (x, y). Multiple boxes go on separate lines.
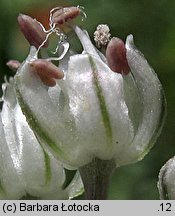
top-left (79, 158), bottom-right (115, 200)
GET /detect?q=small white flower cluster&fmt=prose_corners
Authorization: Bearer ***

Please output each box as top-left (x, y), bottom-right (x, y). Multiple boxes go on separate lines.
top-left (94, 24), bottom-right (111, 48)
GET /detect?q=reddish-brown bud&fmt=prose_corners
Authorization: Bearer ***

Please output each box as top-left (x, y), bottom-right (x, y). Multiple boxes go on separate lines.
top-left (29, 59), bottom-right (64, 87)
top-left (6, 60), bottom-right (21, 72)
top-left (106, 37), bottom-right (130, 75)
top-left (52, 7), bottom-right (81, 25)
top-left (17, 14), bottom-right (48, 48)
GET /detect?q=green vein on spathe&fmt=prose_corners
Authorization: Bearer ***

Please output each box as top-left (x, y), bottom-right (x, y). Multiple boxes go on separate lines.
top-left (15, 77), bottom-right (68, 162)
top-left (88, 55), bottom-right (113, 144)
top-left (43, 149), bottom-right (52, 186)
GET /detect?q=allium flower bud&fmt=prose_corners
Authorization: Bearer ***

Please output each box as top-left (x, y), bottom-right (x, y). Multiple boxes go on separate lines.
top-left (29, 59), bottom-right (64, 87)
top-left (51, 6), bottom-right (81, 25)
top-left (15, 7), bottom-right (166, 169)
top-left (6, 60), bottom-right (21, 72)
top-left (106, 37), bottom-right (130, 74)
top-left (18, 14), bottom-right (48, 48)
top-left (0, 78), bottom-right (83, 199)
top-left (158, 157), bottom-right (175, 200)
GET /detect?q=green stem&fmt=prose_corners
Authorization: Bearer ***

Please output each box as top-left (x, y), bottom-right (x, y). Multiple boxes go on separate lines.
top-left (79, 158), bottom-right (115, 200)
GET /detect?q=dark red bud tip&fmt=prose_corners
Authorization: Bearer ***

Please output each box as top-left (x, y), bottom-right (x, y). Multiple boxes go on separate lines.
top-left (29, 59), bottom-right (64, 87)
top-left (106, 37), bottom-right (130, 75)
top-left (6, 60), bottom-right (21, 72)
top-left (52, 7), bottom-right (81, 25)
top-left (17, 14), bottom-right (48, 49)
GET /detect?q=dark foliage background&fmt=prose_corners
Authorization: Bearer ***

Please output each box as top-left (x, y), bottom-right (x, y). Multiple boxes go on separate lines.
top-left (0, 0), bottom-right (175, 199)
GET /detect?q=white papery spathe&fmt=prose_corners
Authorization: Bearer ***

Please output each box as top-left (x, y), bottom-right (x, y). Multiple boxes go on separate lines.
top-left (15, 25), bottom-right (165, 168)
top-left (158, 157), bottom-right (175, 200)
top-left (0, 79), bottom-right (83, 199)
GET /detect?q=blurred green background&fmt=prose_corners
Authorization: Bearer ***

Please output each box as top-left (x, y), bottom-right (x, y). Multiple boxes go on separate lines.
top-left (0, 0), bottom-right (175, 199)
